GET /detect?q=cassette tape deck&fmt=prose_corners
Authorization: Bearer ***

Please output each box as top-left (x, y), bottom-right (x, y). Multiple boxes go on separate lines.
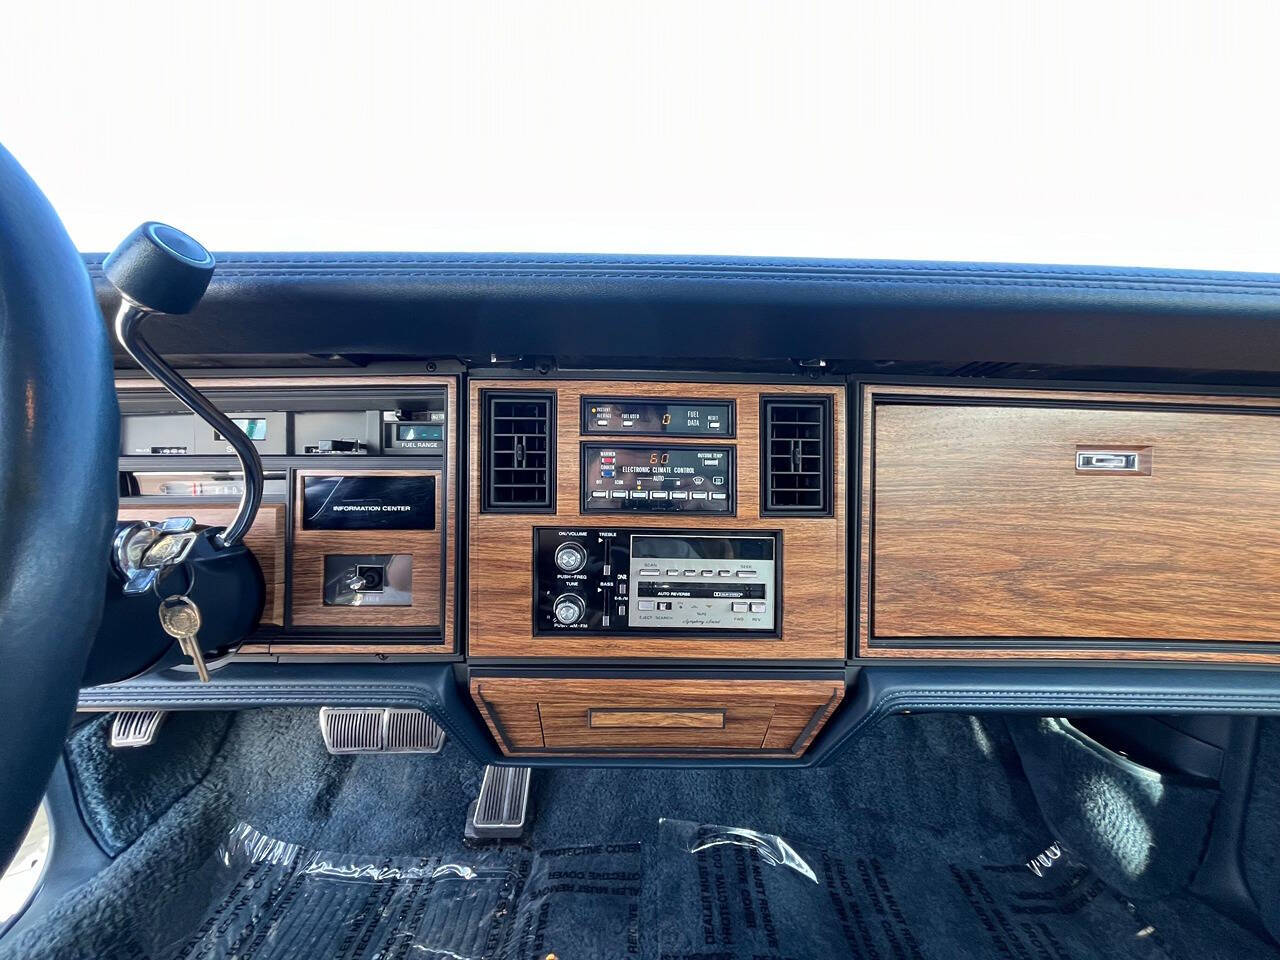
top-left (533, 527), bottom-right (780, 635)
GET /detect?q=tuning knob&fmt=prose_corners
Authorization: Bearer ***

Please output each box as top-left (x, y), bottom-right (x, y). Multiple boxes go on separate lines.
top-left (553, 593), bottom-right (587, 625)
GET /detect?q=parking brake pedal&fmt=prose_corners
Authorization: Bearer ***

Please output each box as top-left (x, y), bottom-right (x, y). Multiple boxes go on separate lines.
top-left (110, 710), bottom-right (168, 748)
top-left (319, 707), bottom-right (445, 754)
top-left (466, 765), bottom-right (532, 840)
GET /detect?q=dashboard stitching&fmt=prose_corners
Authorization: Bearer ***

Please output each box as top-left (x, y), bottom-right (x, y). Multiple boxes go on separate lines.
top-left (84, 270), bottom-right (1280, 296)
top-left (828, 687), bottom-right (1280, 759)
top-left (81, 255), bottom-right (1280, 284)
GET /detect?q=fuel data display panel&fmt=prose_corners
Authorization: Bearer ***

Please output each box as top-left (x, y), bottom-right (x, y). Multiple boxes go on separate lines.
top-left (581, 398), bottom-right (733, 437)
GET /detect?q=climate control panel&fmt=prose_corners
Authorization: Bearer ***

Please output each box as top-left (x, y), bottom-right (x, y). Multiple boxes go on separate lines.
top-left (534, 527), bottom-right (780, 635)
top-left (581, 443), bottom-right (733, 513)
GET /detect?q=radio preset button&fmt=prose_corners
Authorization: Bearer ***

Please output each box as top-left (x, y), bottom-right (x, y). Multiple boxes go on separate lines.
top-left (717, 569), bottom-right (732, 577)
top-left (591, 490), bottom-right (609, 499)
top-left (671, 491), bottom-right (689, 500)
top-left (691, 491), bottom-right (709, 499)
top-left (631, 490), bottom-right (648, 499)
top-left (611, 490), bottom-right (627, 498)
top-left (651, 491), bottom-right (669, 499)
top-left (711, 492), bottom-right (728, 500)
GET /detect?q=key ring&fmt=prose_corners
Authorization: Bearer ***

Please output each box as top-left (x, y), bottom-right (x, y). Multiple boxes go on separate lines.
top-left (152, 558), bottom-right (197, 601)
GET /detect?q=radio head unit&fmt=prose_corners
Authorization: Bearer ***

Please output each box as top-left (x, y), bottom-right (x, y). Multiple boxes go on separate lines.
top-left (534, 527), bottom-right (779, 635)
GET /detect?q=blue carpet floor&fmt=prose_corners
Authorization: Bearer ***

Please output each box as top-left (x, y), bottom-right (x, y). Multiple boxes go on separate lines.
top-left (2, 709), bottom-right (1273, 959)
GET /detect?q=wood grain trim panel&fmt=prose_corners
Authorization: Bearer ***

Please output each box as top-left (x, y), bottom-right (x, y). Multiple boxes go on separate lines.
top-left (470, 677), bottom-right (844, 757)
top-left (117, 375), bottom-right (459, 654)
top-left (467, 380), bottom-right (846, 660)
top-left (858, 383), bottom-right (1280, 410)
top-left (291, 468), bottom-right (443, 629)
top-left (859, 383), bottom-right (1280, 663)
top-left (587, 709), bottom-right (726, 729)
top-left (117, 502), bottom-right (286, 625)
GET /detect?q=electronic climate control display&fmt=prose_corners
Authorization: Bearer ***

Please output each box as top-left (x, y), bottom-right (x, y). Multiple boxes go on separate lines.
top-left (581, 443), bottom-right (733, 513)
top-left (581, 397), bottom-right (733, 437)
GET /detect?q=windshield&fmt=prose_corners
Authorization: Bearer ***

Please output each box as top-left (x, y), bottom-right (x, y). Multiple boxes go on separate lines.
top-left (3, 2), bottom-right (1276, 270)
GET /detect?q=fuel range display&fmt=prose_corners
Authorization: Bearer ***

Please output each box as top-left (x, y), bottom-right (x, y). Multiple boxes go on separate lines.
top-left (581, 443), bottom-right (733, 512)
top-left (581, 398), bottom-right (733, 437)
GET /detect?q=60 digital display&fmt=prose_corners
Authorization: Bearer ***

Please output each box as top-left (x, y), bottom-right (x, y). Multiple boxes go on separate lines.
top-left (581, 443), bottom-right (733, 513)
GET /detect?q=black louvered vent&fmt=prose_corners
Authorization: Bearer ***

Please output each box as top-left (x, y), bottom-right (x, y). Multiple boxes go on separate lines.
top-left (761, 397), bottom-right (831, 515)
top-left (483, 392), bottom-right (555, 511)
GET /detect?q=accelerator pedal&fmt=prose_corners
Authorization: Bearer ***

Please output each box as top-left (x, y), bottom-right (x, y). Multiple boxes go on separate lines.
top-left (319, 707), bottom-right (445, 754)
top-left (465, 765), bottom-right (532, 840)
top-left (109, 710), bottom-right (168, 748)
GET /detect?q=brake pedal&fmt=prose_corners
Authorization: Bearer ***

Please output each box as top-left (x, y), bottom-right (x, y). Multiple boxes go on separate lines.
top-left (465, 765), bottom-right (532, 839)
top-left (318, 707), bottom-right (445, 754)
top-left (109, 710), bottom-right (167, 748)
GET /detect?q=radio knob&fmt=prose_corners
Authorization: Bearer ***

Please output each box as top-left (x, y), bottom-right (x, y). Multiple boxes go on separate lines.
top-left (553, 541), bottom-right (588, 574)
top-left (553, 593), bottom-right (587, 625)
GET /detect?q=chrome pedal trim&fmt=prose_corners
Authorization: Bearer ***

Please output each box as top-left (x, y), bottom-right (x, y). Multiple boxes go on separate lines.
top-left (318, 707), bottom-right (445, 754)
top-left (385, 708), bottom-right (445, 753)
top-left (109, 710), bottom-right (167, 748)
top-left (319, 707), bottom-right (384, 753)
top-left (466, 765), bottom-right (532, 839)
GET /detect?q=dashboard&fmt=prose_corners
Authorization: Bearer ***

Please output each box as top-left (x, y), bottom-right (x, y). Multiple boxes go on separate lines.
top-left (83, 253), bottom-right (1280, 766)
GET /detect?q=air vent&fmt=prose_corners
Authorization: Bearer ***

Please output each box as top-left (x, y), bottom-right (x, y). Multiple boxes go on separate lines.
top-left (761, 396), bottom-right (832, 515)
top-left (483, 391), bottom-right (555, 511)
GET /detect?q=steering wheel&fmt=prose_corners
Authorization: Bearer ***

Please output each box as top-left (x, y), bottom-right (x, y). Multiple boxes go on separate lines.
top-left (0, 144), bottom-right (118, 869)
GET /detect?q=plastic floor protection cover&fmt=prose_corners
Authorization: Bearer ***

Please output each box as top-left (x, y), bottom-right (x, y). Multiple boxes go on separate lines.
top-left (137, 819), bottom-right (1220, 960)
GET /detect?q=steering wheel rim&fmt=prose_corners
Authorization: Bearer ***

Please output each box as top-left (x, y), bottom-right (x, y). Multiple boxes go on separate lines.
top-left (0, 143), bottom-right (118, 869)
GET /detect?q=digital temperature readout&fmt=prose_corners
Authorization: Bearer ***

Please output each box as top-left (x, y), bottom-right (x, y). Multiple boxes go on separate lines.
top-left (582, 443), bottom-right (733, 513)
top-left (581, 398), bottom-right (733, 437)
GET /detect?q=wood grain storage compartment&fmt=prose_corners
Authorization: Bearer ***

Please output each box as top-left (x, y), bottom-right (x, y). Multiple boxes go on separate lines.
top-left (859, 385), bottom-right (1280, 663)
top-left (469, 677), bottom-right (844, 757)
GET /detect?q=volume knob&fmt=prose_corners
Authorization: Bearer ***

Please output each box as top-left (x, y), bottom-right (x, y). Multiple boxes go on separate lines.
top-left (553, 593), bottom-right (587, 625)
top-left (553, 541), bottom-right (588, 574)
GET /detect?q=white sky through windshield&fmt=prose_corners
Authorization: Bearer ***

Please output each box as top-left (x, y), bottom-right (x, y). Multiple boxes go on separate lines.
top-left (3, 1), bottom-right (1277, 271)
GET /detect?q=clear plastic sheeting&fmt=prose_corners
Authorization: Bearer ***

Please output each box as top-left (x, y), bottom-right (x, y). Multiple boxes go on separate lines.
top-left (155, 819), bottom-right (1184, 959)
top-left (159, 823), bottom-right (641, 960)
top-left (667, 819), bottom-right (820, 883)
top-left (654, 818), bottom-right (1175, 960)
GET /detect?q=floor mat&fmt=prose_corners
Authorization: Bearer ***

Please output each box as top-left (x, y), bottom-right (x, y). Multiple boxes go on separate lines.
top-left (8, 713), bottom-right (1275, 960)
top-left (146, 818), bottom-right (1249, 960)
